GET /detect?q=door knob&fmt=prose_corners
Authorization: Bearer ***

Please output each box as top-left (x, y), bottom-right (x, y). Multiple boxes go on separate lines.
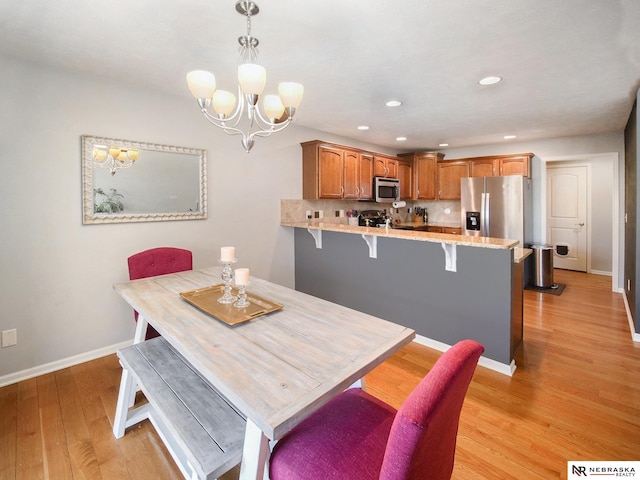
top-left (576, 222), bottom-right (585, 227)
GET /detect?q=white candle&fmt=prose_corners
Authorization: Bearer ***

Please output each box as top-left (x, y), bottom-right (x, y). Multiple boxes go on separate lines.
top-left (235, 268), bottom-right (250, 286)
top-left (220, 246), bottom-right (235, 262)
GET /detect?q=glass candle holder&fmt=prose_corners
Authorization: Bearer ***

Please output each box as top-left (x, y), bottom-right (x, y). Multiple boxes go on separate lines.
top-left (233, 283), bottom-right (250, 309)
top-left (233, 267), bottom-right (250, 308)
top-left (217, 258), bottom-right (238, 304)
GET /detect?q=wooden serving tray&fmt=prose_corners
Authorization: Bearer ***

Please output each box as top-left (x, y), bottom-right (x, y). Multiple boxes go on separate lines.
top-left (179, 284), bottom-right (284, 326)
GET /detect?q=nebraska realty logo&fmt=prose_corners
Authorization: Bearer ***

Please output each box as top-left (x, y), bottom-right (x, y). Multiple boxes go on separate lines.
top-left (569, 462), bottom-right (639, 478)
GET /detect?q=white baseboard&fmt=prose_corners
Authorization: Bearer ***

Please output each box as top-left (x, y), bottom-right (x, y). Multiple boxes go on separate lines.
top-left (413, 334), bottom-right (515, 377)
top-left (622, 291), bottom-right (640, 343)
top-left (0, 339), bottom-right (133, 388)
top-left (589, 269), bottom-right (611, 276)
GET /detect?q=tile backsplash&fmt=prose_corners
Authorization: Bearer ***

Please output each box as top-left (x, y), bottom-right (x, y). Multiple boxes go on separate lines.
top-left (281, 199), bottom-right (461, 226)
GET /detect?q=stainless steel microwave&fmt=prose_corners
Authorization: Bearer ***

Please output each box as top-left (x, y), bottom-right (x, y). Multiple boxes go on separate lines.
top-left (374, 177), bottom-right (400, 203)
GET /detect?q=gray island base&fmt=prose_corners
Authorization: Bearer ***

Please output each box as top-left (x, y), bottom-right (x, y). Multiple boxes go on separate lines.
top-left (290, 224), bottom-right (523, 375)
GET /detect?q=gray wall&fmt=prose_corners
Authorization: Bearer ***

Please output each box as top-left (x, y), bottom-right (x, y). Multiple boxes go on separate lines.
top-left (294, 229), bottom-right (514, 364)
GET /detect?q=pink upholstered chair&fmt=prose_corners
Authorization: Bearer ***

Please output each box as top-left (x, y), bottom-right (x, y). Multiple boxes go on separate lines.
top-left (127, 247), bottom-right (193, 340)
top-left (269, 339), bottom-right (484, 480)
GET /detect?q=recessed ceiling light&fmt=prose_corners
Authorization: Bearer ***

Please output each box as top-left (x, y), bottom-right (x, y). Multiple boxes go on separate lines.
top-left (357, 125), bottom-right (370, 131)
top-left (386, 100), bottom-right (402, 107)
top-left (396, 136), bottom-right (407, 141)
top-left (504, 135), bottom-right (516, 140)
top-left (478, 76), bottom-right (502, 86)
top-left (439, 143), bottom-right (449, 147)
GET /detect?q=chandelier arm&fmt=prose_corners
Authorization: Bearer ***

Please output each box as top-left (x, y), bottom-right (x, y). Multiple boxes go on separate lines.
top-left (247, 118), bottom-right (294, 142)
top-left (199, 112), bottom-right (251, 139)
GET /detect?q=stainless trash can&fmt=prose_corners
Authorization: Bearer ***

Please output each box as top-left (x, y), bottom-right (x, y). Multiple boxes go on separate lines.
top-left (531, 245), bottom-right (554, 288)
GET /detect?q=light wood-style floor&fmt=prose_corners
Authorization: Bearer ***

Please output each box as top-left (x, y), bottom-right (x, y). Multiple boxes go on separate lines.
top-left (1, 269), bottom-right (638, 479)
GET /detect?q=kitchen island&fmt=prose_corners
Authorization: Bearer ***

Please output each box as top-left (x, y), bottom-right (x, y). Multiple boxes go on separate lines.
top-left (282, 221), bottom-right (530, 375)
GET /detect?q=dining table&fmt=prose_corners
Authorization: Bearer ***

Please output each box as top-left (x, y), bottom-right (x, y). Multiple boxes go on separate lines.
top-left (113, 266), bottom-right (415, 480)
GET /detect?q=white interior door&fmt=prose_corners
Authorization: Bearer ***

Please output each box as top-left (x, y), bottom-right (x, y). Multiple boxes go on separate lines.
top-left (546, 165), bottom-right (588, 271)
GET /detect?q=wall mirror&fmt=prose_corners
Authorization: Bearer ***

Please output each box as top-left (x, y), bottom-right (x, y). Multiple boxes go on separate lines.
top-left (81, 135), bottom-right (207, 224)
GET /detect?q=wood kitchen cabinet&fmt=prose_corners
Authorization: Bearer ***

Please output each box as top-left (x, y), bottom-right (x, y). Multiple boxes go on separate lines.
top-left (424, 226), bottom-right (461, 234)
top-left (343, 149), bottom-right (362, 199)
top-left (302, 140), bottom-right (375, 200)
top-left (499, 154), bottom-right (532, 177)
top-left (357, 153), bottom-right (374, 200)
top-left (398, 151), bottom-right (444, 200)
top-left (467, 153), bottom-right (533, 178)
top-left (470, 158), bottom-right (498, 177)
top-left (397, 160), bottom-right (412, 200)
top-left (374, 155), bottom-right (398, 178)
top-left (437, 160), bottom-right (470, 200)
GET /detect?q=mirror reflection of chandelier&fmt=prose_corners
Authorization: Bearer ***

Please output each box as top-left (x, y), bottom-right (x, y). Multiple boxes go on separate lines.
top-left (186, 0), bottom-right (304, 153)
top-left (93, 145), bottom-right (140, 175)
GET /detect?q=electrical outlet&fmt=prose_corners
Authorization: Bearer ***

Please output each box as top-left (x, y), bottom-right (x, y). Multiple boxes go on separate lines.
top-left (1, 329), bottom-right (17, 348)
top-left (318, 210), bottom-right (324, 218)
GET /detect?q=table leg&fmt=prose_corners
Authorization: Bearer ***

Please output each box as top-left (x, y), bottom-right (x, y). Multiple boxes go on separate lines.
top-left (133, 314), bottom-right (148, 344)
top-left (239, 419), bottom-right (270, 480)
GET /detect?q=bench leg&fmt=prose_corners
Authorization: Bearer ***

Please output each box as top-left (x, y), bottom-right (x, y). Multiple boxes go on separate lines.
top-left (239, 419), bottom-right (270, 480)
top-left (126, 315), bottom-right (149, 406)
top-left (113, 365), bottom-right (137, 438)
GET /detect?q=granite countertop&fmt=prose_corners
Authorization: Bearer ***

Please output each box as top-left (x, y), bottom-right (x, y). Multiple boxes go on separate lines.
top-left (281, 221), bottom-right (519, 250)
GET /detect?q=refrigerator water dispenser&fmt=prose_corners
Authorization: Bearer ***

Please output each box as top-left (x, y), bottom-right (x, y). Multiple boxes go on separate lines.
top-left (466, 212), bottom-right (481, 231)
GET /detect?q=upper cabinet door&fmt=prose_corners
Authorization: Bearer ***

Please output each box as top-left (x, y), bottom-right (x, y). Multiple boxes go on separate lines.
top-left (438, 161), bottom-right (470, 200)
top-left (414, 155), bottom-right (438, 200)
top-left (359, 153), bottom-right (374, 200)
top-left (343, 149), bottom-right (360, 199)
top-left (374, 155), bottom-right (399, 178)
top-left (397, 161), bottom-right (412, 200)
top-left (500, 155), bottom-right (531, 177)
top-left (470, 158), bottom-right (498, 177)
top-left (318, 146), bottom-right (344, 198)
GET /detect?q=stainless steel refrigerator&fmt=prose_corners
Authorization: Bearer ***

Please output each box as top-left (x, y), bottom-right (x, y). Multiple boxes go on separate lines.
top-left (460, 175), bottom-right (532, 246)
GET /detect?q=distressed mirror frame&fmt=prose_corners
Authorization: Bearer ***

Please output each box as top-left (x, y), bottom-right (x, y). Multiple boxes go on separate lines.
top-left (81, 135), bottom-right (207, 224)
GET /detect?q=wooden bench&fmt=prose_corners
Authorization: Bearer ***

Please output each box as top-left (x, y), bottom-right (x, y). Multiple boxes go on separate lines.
top-left (113, 337), bottom-right (246, 480)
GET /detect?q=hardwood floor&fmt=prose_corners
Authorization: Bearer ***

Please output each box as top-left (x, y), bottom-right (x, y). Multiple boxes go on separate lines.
top-left (1, 269), bottom-right (638, 479)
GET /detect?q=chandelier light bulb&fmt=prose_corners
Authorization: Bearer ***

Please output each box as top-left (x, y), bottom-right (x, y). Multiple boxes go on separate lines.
top-left (238, 63), bottom-right (267, 95)
top-left (109, 147), bottom-right (122, 158)
top-left (263, 94), bottom-right (285, 120)
top-left (187, 70), bottom-right (217, 99)
top-left (278, 82), bottom-right (304, 108)
top-left (212, 90), bottom-right (237, 117)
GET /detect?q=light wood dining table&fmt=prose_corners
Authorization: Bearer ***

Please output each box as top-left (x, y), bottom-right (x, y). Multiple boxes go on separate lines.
top-left (113, 266), bottom-right (415, 480)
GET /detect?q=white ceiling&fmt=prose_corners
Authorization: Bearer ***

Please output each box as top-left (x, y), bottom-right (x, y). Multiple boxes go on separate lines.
top-left (2, 0), bottom-right (639, 151)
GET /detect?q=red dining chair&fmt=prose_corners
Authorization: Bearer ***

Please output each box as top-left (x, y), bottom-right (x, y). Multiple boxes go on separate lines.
top-left (269, 339), bottom-right (484, 480)
top-left (127, 247), bottom-right (193, 340)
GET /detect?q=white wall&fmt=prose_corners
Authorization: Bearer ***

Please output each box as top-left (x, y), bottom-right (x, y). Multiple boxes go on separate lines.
top-left (0, 53), bottom-right (388, 380)
top-left (438, 133), bottom-right (625, 283)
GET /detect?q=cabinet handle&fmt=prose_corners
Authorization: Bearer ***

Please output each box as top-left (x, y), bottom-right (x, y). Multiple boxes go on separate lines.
top-left (340, 186), bottom-right (344, 194)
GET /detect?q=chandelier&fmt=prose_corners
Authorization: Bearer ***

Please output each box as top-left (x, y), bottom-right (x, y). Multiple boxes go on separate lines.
top-left (93, 145), bottom-right (140, 175)
top-left (186, 1), bottom-right (304, 153)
